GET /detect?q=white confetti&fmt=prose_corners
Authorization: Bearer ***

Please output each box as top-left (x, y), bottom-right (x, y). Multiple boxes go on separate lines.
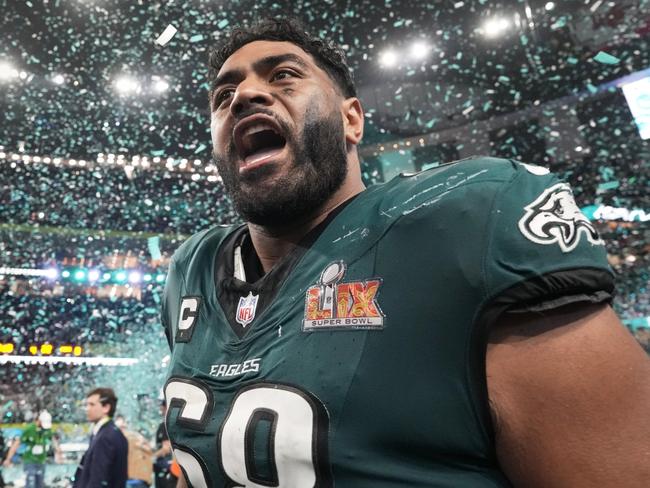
top-left (155, 25), bottom-right (178, 46)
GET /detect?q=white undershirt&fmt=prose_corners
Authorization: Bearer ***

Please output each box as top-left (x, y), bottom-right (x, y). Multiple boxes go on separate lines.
top-left (92, 416), bottom-right (110, 436)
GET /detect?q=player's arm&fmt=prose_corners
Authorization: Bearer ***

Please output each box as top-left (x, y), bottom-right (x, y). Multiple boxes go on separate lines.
top-left (53, 435), bottom-right (64, 463)
top-left (487, 302), bottom-right (650, 487)
top-left (176, 470), bottom-right (189, 488)
top-left (2, 438), bottom-right (20, 466)
top-left (153, 438), bottom-right (172, 459)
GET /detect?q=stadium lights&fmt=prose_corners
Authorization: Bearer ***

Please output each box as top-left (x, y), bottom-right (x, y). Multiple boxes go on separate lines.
top-left (1, 147), bottom-right (216, 175)
top-left (0, 267), bottom-right (59, 278)
top-left (379, 49), bottom-right (398, 68)
top-left (0, 265), bottom-right (167, 285)
top-left (0, 61), bottom-right (19, 81)
top-left (51, 73), bottom-right (65, 85)
top-left (0, 355), bottom-right (139, 366)
top-left (545, 2), bottom-right (555, 10)
top-left (115, 75), bottom-right (140, 94)
top-left (128, 271), bottom-right (142, 283)
top-left (481, 17), bottom-right (512, 38)
top-left (153, 78), bottom-right (170, 93)
top-left (45, 268), bottom-right (59, 279)
top-left (409, 41), bottom-right (431, 60)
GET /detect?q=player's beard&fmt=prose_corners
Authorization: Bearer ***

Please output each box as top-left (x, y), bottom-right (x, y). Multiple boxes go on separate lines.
top-left (214, 107), bottom-right (348, 227)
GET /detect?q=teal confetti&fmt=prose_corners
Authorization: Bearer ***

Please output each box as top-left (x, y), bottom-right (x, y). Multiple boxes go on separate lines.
top-left (551, 17), bottom-right (567, 29)
top-left (194, 144), bottom-right (207, 153)
top-left (189, 34), bottom-right (205, 43)
top-left (593, 51), bottom-right (620, 65)
top-left (597, 181), bottom-right (620, 192)
top-left (148, 236), bottom-right (162, 261)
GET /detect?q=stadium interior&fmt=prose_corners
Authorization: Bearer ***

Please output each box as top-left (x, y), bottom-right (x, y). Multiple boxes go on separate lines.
top-left (0, 0), bottom-right (648, 485)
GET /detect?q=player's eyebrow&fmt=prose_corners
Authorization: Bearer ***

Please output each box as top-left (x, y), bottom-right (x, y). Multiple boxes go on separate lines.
top-left (251, 53), bottom-right (309, 73)
top-left (212, 53), bottom-right (310, 92)
top-left (212, 69), bottom-right (244, 93)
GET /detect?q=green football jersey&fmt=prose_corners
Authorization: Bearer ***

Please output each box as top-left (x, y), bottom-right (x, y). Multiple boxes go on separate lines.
top-left (20, 423), bottom-right (53, 465)
top-left (162, 157), bottom-right (613, 487)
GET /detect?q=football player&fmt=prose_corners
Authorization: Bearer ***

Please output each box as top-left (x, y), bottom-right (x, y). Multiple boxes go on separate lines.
top-left (161, 18), bottom-right (650, 487)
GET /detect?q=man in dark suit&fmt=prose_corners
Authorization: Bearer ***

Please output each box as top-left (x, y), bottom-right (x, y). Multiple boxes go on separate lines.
top-left (73, 387), bottom-right (128, 488)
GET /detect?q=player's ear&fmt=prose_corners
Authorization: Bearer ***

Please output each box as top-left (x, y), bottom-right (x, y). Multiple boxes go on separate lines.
top-left (341, 97), bottom-right (364, 147)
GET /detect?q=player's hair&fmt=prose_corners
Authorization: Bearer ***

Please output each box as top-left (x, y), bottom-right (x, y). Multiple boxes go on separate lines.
top-left (208, 18), bottom-right (357, 102)
top-left (87, 387), bottom-right (118, 418)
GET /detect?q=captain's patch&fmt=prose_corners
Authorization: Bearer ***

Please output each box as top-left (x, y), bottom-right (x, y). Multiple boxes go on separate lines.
top-left (518, 183), bottom-right (603, 253)
top-left (176, 296), bottom-right (202, 343)
top-left (303, 261), bottom-right (385, 331)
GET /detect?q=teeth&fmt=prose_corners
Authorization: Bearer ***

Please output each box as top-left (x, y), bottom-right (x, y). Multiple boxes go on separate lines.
top-left (242, 123), bottom-right (277, 137)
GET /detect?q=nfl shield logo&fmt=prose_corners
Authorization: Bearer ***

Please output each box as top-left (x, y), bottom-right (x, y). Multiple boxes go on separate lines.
top-left (236, 292), bottom-right (259, 328)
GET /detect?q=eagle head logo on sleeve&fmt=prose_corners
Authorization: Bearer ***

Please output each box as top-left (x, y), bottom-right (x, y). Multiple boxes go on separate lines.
top-left (518, 183), bottom-right (604, 253)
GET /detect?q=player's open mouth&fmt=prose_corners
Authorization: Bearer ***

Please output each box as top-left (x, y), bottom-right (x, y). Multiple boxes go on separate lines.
top-left (234, 117), bottom-right (287, 171)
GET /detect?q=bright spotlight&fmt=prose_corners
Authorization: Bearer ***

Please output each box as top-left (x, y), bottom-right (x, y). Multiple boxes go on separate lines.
top-left (379, 50), bottom-right (398, 68)
top-left (153, 78), bottom-right (169, 93)
top-left (88, 269), bottom-right (100, 282)
top-left (115, 75), bottom-right (139, 94)
top-left (409, 41), bottom-right (430, 60)
top-left (74, 270), bottom-right (86, 281)
top-left (481, 17), bottom-right (511, 38)
top-left (128, 271), bottom-right (142, 284)
top-left (156, 274), bottom-right (166, 283)
top-left (0, 62), bottom-right (19, 81)
top-left (52, 73), bottom-right (65, 85)
top-left (115, 271), bottom-right (127, 282)
top-left (545, 2), bottom-right (555, 10)
top-left (61, 270), bottom-right (71, 278)
top-left (45, 268), bottom-right (59, 280)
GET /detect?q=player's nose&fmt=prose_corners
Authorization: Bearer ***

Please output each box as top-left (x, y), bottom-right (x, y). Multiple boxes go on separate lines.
top-left (230, 78), bottom-right (273, 117)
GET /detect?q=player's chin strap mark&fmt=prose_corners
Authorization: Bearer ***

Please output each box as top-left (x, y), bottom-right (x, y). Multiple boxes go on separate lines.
top-left (518, 183), bottom-right (603, 253)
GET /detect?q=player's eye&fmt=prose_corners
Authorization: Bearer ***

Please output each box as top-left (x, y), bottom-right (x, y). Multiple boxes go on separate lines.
top-left (214, 88), bottom-right (234, 107)
top-left (271, 69), bottom-right (298, 82)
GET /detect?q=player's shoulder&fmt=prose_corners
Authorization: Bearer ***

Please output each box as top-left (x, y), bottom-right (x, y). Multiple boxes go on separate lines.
top-left (169, 223), bottom-right (243, 271)
top-left (368, 156), bottom-right (552, 216)
top-left (385, 155), bottom-right (548, 193)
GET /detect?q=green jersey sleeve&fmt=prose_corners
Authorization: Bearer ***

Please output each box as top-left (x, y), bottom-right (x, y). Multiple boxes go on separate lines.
top-left (483, 161), bottom-right (615, 313)
top-left (161, 258), bottom-right (182, 351)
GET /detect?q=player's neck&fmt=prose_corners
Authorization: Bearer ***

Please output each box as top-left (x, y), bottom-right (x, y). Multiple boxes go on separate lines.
top-left (247, 179), bottom-right (365, 274)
